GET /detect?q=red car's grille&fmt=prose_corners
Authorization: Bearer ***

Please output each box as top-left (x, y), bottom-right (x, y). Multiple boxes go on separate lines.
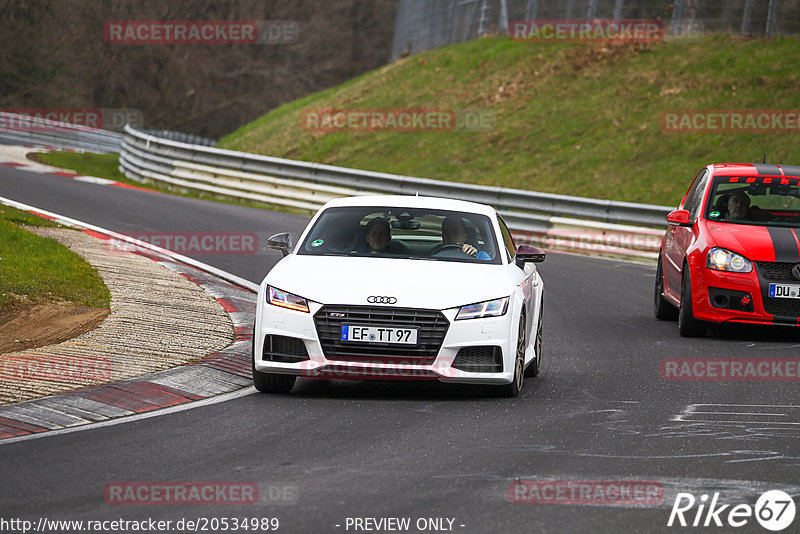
top-left (762, 298), bottom-right (800, 318)
top-left (755, 261), bottom-right (800, 282)
top-left (755, 262), bottom-right (800, 318)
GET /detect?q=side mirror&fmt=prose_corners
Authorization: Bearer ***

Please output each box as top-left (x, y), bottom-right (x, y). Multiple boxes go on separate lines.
top-left (267, 232), bottom-right (293, 257)
top-left (666, 209), bottom-right (692, 227)
top-left (514, 244), bottom-right (546, 267)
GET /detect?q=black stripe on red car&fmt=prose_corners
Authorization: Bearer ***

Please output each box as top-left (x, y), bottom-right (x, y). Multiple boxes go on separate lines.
top-left (766, 227), bottom-right (800, 263)
top-left (754, 163), bottom-right (781, 176)
top-left (777, 164), bottom-right (800, 178)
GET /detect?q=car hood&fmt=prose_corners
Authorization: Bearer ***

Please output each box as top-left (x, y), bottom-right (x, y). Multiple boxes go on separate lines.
top-left (705, 221), bottom-right (800, 263)
top-left (265, 254), bottom-right (520, 310)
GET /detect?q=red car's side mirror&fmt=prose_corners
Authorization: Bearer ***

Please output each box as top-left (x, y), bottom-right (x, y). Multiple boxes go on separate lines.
top-left (666, 210), bottom-right (692, 227)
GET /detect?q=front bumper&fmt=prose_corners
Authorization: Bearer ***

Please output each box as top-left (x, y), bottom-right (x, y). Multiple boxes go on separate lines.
top-left (254, 301), bottom-right (518, 385)
top-left (691, 265), bottom-right (800, 327)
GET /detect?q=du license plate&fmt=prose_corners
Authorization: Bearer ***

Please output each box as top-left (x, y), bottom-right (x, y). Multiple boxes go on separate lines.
top-left (341, 325), bottom-right (418, 345)
top-left (769, 283), bottom-right (800, 299)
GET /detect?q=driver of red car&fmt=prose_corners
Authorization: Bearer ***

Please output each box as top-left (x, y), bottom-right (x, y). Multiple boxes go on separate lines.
top-left (727, 191), bottom-right (751, 220)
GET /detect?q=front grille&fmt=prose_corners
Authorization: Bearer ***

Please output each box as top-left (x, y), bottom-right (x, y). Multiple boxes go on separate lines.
top-left (262, 334), bottom-right (309, 363)
top-left (452, 346), bottom-right (503, 373)
top-left (762, 298), bottom-right (800, 318)
top-left (755, 261), bottom-right (800, 282)
top-left (313, 305), bottom-right (449, 365)
top-left (755, 261), bottom-right (800, 318)
top-left (708, 288), bottom-right (754, 312)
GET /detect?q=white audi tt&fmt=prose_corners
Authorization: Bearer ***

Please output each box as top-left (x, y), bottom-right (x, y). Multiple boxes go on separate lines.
top-left (253, 195), bottom-right (545, 396)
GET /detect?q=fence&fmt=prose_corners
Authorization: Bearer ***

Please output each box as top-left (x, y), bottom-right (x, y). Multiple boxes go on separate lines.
top-left (138, 129), bottom-right (217, 147)
top-left (392, 0), bottom-right (800, 59)
top-left (120, 124), bottom-right (670, 261)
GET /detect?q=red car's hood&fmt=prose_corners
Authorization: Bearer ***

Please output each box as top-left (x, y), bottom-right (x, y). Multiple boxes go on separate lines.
top-left (705, 221), bottom-right (800, 263)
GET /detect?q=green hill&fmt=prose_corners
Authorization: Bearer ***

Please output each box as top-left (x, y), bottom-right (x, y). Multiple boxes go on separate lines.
top-left (219, 34), bottom-right (800, 207)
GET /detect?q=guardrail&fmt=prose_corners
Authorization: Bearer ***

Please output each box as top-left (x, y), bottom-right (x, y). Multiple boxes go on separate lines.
top-left (138, 129), bottom-right (217, 147)
top-left (120, 124), bottom-right (671, 261)
top-left (0, 112), bottom-right (123, 153)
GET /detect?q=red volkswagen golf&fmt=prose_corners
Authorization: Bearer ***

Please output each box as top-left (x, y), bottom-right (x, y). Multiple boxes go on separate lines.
top-left (655, 163), bottom-right (800, 336)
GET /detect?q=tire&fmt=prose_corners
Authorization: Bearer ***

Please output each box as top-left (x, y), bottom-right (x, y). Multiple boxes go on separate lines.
top-left (678, 268), bottom-right (706, 337)
top-left (498, 316), bottom-right (526, 397)
top-left (654, 255), bottom-right (679, 321)
top-left (252, 327), bottom-right (297, 394)
top-left (524, 303), bottom-right (543, 378)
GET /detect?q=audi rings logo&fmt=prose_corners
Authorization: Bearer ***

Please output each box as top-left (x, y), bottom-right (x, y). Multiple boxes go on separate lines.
top-left (792, 264), bottom-right (800, 281)
top-left (367, 296), bottom-right (397, 304)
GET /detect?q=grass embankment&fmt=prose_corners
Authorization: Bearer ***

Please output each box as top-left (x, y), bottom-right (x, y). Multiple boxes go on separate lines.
top-left (218, 34), bottom-right (800, 207)
top-left (0, 205), bottom-right (110, 311)
top-left (34, 35), bottom-right (800, 208)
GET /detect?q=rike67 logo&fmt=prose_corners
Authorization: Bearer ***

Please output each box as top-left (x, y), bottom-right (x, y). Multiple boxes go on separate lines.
top-left (668, 490), bottom-right (796, 531)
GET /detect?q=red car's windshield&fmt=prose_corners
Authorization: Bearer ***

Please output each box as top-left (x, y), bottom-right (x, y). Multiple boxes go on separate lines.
top-left (705, 175), bottom-right (800, 227)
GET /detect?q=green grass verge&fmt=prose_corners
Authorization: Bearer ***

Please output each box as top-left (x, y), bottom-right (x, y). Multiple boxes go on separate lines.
top-left (0, 205), bottom-right (110, 310)
top-left (33, 151), bottom-right (180, 196)
top-left (34, 151), bottom-right (127, 182)
top-left (219, 34), bottom-right (800, 207)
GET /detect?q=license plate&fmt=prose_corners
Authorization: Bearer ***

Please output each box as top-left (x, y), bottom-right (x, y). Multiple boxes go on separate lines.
top-left (769, 283), bottom-right (800, 299)
top-left (341, 325), bottom-right (418, 345)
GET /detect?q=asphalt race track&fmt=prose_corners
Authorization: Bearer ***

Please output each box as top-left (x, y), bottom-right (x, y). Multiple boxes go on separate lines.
top-left (1, 165), bottom-right (799, 534)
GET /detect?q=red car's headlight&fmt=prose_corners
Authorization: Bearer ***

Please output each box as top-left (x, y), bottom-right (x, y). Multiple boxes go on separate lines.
top-left (707, 248), bottom-right (753, 273)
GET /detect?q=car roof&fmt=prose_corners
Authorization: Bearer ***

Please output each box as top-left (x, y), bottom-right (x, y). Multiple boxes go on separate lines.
top-left (320, 195), bottom-right (498, 217)
top-left (708, 163), bottom-right (800, 178)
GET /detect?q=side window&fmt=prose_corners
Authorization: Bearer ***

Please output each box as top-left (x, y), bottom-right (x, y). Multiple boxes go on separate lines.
top-left (681, 169), bottom-right (709, 221)
top-left (497, 216), bottom-right (516, 261)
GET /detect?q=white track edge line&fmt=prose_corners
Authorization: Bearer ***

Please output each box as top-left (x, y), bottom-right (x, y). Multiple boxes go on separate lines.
top-left (0, 387), bottom-right (257, 445)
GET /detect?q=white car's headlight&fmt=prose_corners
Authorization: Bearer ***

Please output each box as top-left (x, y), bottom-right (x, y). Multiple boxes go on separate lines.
top-left (706, 247), bottom-right (753, 273)
top-left (267, 286), bottom-right (310, 313)
top-left (455, 297), bottom-right (509, 320)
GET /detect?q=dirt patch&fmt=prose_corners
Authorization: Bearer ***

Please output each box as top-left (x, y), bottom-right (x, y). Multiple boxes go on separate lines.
top-left (0, 302), bottom-right (109, 355)
top-left (25, 151), bottom-right (46, 164)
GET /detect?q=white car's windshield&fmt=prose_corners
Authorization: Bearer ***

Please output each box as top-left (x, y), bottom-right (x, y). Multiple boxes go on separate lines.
top-left (705, 176), bottom-right (800, 227)
top-left (297, 206), bottom-right (502, 264)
